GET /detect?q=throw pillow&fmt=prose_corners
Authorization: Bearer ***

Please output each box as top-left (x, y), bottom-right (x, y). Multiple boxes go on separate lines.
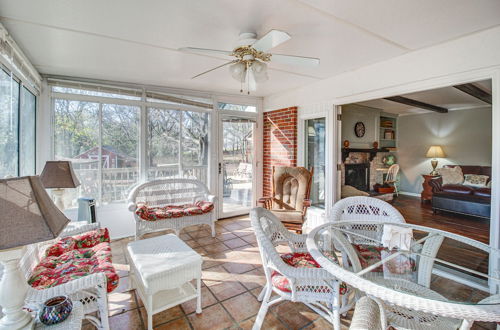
top-left (437, 166), bottom-right (464, 185)
top-left (463, 174), bottom-right (489, 187)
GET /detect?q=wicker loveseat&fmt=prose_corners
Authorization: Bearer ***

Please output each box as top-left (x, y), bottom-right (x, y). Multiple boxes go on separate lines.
top-left (128, 178), bottom-right (216, 239)
top-left (20, 222), bottom-right (115, 329)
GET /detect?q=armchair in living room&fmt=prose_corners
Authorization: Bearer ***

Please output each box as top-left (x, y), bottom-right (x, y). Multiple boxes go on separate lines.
top-left (258, 166), bottom-right (313, 233)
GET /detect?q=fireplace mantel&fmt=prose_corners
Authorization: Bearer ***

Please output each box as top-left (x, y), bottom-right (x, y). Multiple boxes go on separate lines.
top-left (342, 148), bottom-right (389, 162)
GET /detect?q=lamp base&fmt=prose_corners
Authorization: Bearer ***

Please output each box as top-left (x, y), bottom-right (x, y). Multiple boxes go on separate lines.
top-left (0, 259), bottom-right (34, 330)
top-left (429, 159), bottom-right (439, 176)
top-left (52, 188), bottom-right (66, 210)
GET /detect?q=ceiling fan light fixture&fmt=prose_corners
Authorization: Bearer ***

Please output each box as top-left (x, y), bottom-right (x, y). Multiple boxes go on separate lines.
top-left (229, 62), bottom-right (246, 82)
top-left (251, 60), bottom-right (268, 83)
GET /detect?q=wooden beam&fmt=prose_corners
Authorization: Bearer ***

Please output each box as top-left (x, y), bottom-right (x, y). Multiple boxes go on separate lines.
top-left (384, 96), bottom-right (448, 113)
top-left (453, 83), bottom-right (492, 104)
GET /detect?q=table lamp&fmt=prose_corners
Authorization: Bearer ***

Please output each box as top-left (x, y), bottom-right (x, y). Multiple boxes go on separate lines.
top-left (426, 146), bottom-right (446, 176)
top-left (0, 176), bottom-right (70, 329)
top-left (40, 161), bottom-right (80, 210)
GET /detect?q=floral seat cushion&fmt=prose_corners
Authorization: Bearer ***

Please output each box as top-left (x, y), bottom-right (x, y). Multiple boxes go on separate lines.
top-left (271, 252), bottom-right (348, 295)
top-left (135, 201), bottom-right (214, 221)
top-left (354, 244), bottom-right (416, 274)
top-left (28, 228), bottom-right (119, 293)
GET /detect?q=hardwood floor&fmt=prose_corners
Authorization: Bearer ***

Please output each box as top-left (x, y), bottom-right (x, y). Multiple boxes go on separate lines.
top-left (392, 194), bottom-right (491, 274)
top-left (392, 194), bottom-right (490, 244)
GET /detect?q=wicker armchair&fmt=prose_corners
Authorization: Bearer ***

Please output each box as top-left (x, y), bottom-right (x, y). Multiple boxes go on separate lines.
top-left (251, 207), bottom-right (352, 330)
top-left (127, 178), bottom-right (216, 239)
top-left (19, 222), bottom-right (110, 329)
top-left (349, 296), bottom-right (386, 330)
top-left (258, 166), bottom-right (313, 233)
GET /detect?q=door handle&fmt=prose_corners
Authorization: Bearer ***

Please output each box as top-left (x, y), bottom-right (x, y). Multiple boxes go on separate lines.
top-left (218, 162), bottom-right (222, 174)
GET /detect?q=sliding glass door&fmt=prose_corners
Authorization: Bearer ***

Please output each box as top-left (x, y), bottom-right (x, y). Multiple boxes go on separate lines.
top-left (305, 118), bottom-right (326, 208)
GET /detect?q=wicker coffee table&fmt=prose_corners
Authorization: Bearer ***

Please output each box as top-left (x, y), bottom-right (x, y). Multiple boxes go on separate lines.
top-left (127, 234), bottom-right (203, 330)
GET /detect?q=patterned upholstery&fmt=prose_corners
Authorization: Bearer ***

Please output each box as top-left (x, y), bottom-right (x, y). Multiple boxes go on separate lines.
top-left (28, 228), bottom-right (119, 293)
top-left (135, 201), bottom-right (214, 221)
top-left (271, 252), bottom-right (348, 294)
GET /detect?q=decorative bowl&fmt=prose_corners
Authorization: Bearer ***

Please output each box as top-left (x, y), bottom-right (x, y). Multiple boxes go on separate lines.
top-left (39, 296), bottom-right (73, 325)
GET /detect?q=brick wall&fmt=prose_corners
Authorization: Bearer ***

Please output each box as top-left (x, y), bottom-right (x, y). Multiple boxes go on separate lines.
top-left (262, 106), bottom-right (298, 196)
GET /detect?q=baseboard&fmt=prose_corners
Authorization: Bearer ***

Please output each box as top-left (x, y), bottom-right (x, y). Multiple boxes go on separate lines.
top-left (399, 191), bottom-right (421, 198)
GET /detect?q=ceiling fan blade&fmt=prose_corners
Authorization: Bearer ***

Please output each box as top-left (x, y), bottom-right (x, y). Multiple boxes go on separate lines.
top-left (252, 30), bottom-right (291, 52)
top-left (191, 61), bottom-right (236, 79)
top-left (179, 47), bottom-right (232, 57)
top-left (270, 53), bottom-right (320, 67)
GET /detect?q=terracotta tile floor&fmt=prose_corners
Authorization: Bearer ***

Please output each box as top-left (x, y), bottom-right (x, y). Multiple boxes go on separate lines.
top-left (82, 215), bottom-right (496, 330)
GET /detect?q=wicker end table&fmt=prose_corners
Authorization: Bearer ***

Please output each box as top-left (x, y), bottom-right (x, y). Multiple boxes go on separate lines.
top-left (34, 301), bottom-right (84, 330)
top-left (127, 234), bottom-right (203, 330)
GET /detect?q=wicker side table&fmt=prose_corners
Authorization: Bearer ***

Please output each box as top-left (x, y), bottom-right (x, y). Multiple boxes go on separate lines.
top-left (127, 234), bottom-right (203, 330)
top-left (34, 301), bottom-right (84, 330)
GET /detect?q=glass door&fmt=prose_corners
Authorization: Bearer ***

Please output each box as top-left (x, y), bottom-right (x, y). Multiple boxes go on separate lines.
top-left (219, 116), bottom-right (255, 218)
top-left (305, 117), bottom-right (326, 208)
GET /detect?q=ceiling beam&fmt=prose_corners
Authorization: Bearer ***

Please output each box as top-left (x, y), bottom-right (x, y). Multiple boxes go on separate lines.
top-left (453, 83), bottom-right (492, 105)
top-left (383, 96), bottom-right (448, 113)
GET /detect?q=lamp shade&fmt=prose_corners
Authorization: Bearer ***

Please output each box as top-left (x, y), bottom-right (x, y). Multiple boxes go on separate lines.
top-left (426, 146), bottom-right (446, 158)
top-left (0, 176), bottom-right (70, 250)
top-left (40, 161), bottom-right (80, 188)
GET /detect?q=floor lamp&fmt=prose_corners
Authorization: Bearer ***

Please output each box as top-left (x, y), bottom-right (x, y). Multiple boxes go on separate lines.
top-left (0, 176), bottom-right (69, 329)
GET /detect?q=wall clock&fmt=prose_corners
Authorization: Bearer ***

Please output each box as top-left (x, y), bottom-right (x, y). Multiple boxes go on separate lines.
top-left (354, 121), bottom-right (365, 138)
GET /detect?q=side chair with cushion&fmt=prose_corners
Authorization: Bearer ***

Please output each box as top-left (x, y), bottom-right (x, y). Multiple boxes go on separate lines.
top-left (258, 166), bottom-right (313, 233)
top-left (251, 207), bottom-right (353, 330)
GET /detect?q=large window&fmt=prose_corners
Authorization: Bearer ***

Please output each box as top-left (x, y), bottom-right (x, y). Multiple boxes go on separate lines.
top-left (53, 86), bottom-right (211, 208)
top-left (147, 108), bottom-right (209, 183)
top-left (0, 69), bottom-right (36, 178)
top-left (54, 99), bottom-right (140, 206)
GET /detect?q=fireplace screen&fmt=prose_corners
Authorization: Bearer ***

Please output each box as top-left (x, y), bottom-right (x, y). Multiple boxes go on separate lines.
top-left (345, 163), bottom-right (370, 192)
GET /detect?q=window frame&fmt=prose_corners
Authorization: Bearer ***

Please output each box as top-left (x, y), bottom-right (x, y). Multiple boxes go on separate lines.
top-left (0, 65), bottom-right (37, 177)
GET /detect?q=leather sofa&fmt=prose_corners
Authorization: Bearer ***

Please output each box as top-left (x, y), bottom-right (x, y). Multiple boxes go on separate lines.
top-left (428, 165), bottom-right (491, 219)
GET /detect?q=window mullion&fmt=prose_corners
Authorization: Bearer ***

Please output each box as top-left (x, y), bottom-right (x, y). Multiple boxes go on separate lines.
top-left (98, 102), bottom-right (103, 205)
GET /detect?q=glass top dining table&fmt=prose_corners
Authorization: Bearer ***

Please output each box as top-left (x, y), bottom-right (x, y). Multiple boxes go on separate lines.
top-left (306, 221), bottom-right (500, 324)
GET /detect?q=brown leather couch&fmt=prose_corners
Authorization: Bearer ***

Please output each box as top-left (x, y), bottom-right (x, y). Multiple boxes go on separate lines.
top-left (429, 165), bottom-right (491, 219)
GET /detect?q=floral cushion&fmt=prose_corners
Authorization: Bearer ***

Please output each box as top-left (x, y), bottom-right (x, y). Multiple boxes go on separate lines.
top-left (29, 228), bottom-right (118, 293)
top-left (354, 244), bottom-right (416, 274)
top-left (135, 201), bottom-right (214, 221)
top-left (45, 228), bottom-right (110, 257)
top-left (271, 252), bottom-right (348, 295)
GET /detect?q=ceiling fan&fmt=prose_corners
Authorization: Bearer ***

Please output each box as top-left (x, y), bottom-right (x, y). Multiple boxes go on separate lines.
top-left (179, 30), bottom-right (320, 94)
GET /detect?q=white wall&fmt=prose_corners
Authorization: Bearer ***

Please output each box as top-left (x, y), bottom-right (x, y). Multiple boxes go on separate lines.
top-left (341, 104), bottom-right (380, 148)
top-left (264, 27), bottom-right (500, 110)
top-left (397, 107), bottom-right (492, 194)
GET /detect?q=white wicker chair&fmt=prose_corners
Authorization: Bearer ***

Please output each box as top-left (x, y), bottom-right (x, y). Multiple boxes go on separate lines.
top-left (251, 207), bottom-right (353, 330)
top-left (19, 222), bottom-right (110, 329)
top-left (384, 164), bottom-right (400, 196)
top-left (127, 178), bottom-right (216, 240)
top-left (330, 198), bottom-right (467, 329)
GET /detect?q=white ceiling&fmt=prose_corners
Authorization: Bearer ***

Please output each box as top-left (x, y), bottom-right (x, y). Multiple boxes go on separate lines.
top-left (356, 80), bottom-right (492, 115)
top-left (1, 0), bottom-right (499, 97)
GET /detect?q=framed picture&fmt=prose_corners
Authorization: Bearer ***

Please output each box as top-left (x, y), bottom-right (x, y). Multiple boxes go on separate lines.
top-left (354, 121), bottom-right (365, 138)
